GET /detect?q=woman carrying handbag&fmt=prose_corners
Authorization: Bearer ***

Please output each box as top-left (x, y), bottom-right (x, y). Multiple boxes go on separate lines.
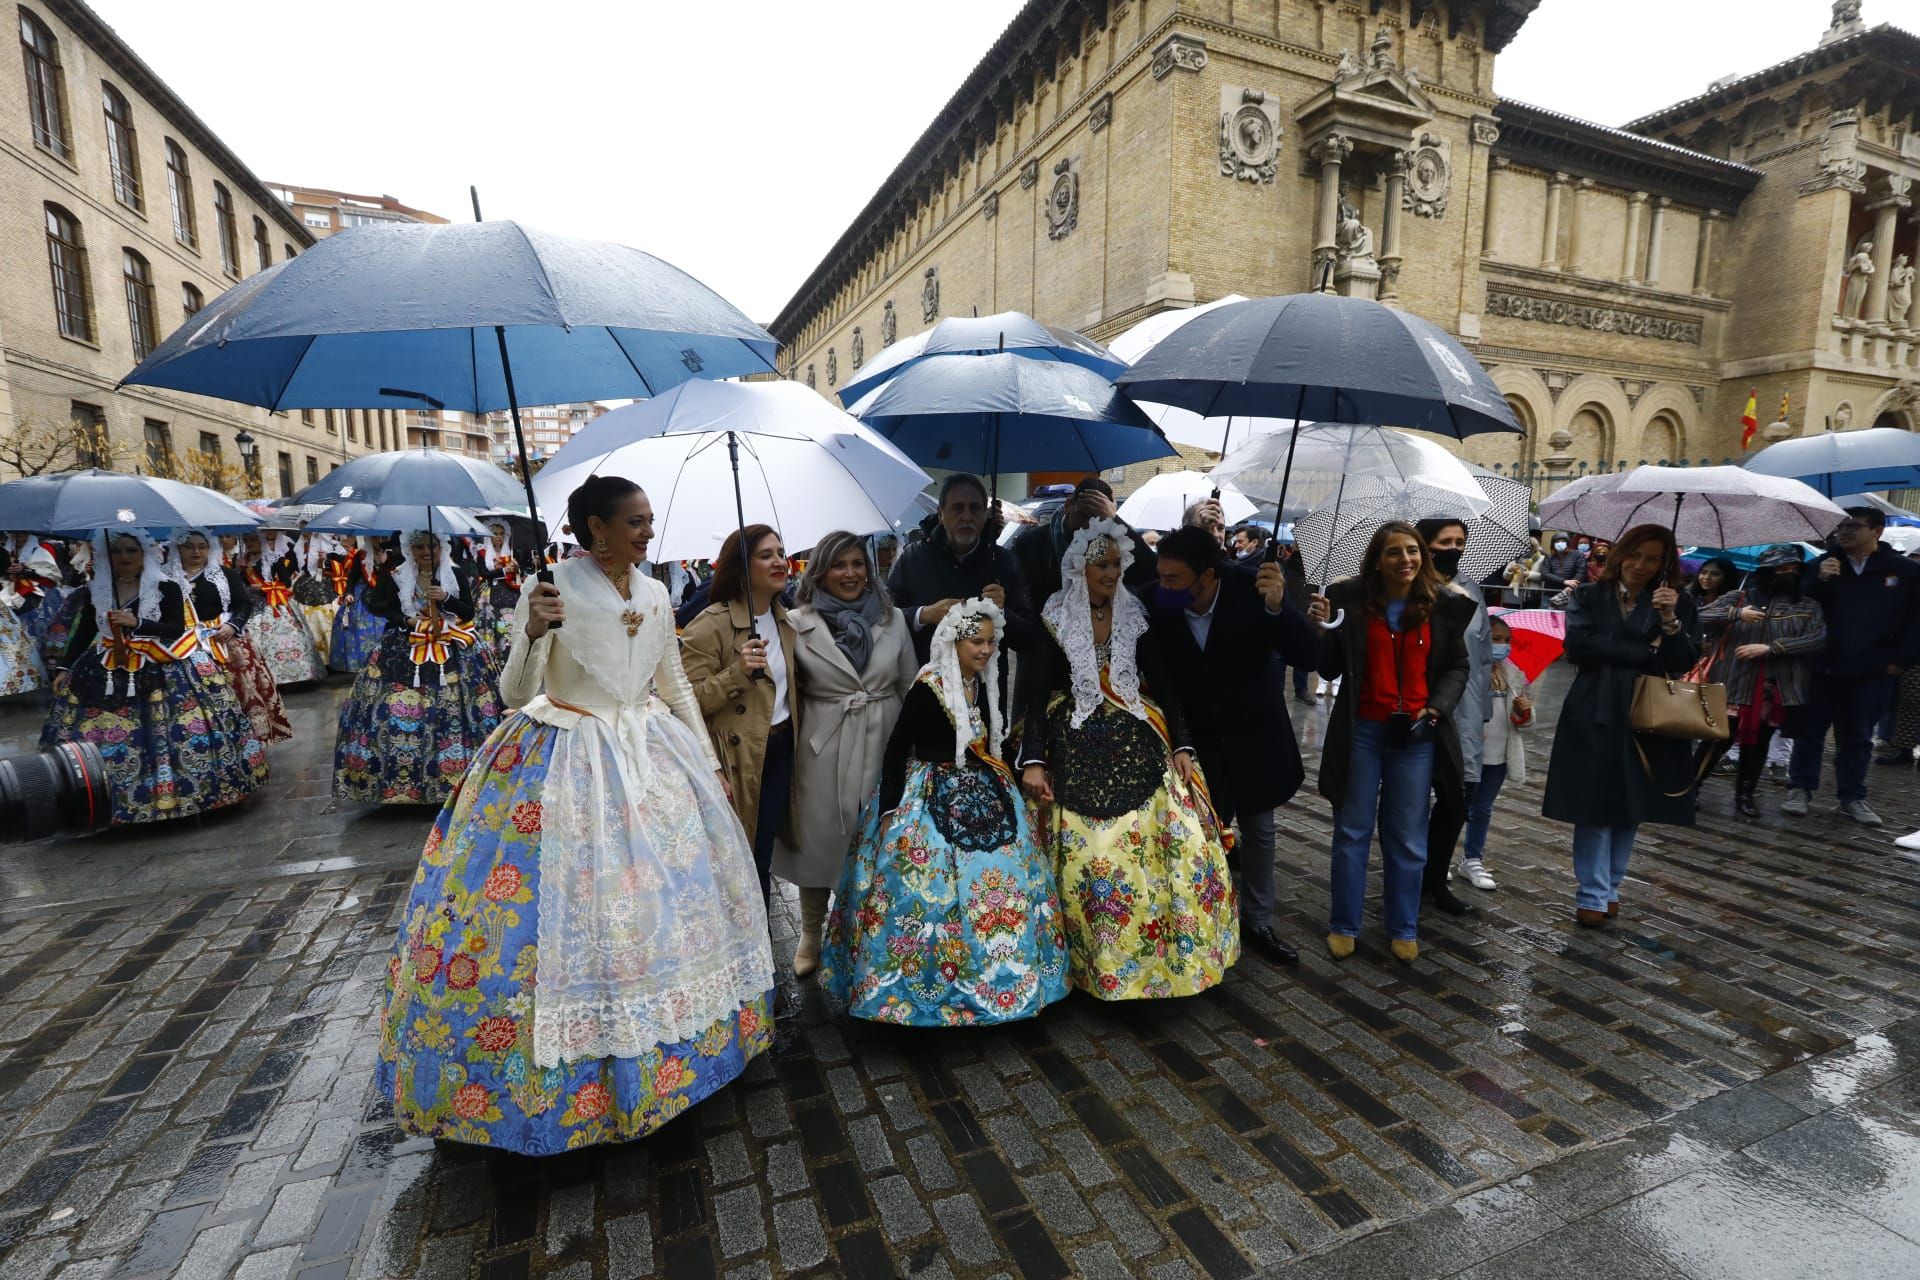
top-left (1541, 524), bottom-right (1700, 927)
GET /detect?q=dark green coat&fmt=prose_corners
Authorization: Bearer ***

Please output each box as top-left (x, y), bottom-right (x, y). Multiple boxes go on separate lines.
top-left (1541, 581), bottom-right (1700, 829)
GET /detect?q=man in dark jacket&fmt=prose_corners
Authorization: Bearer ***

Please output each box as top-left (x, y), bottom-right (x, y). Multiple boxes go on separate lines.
top-left (1540, 534), bottom-right (1586, 593)
top-left (1785, 507), bottom-right (1920, 825)
top-left (887, 473), bottom-right (1038, 671)
top-left (1010, 476), bottom-right (1156, 607)
top-left (1146, 526), bottom-right (1319, 964)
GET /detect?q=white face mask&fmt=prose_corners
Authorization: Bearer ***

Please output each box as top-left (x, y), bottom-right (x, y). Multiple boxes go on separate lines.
top-left (1553, 540), bottom-right (1569, 552)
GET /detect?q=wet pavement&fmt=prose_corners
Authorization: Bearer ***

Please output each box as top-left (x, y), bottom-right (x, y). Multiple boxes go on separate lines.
top-left (2, 668), bottom-right (1919, 1279)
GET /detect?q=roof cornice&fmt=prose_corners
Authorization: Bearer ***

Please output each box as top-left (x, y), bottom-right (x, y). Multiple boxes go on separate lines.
top-left (1625, 24), bottom-right (1920, 135)
top-left (1494, 100), bottom-right (1762, 213)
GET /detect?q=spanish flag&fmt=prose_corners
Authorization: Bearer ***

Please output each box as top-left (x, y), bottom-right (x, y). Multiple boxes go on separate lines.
top-left (1739, 389), bottom-right (1759, 450)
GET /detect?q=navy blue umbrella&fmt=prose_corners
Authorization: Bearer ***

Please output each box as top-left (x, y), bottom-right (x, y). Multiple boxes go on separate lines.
top-left (292, 448), bottom-right (527, 512)
top-left (0, 469), bottom-right (262, 537)
top-left (849, 353), bottom-right (1173, 496)
top-left (837, 310), bottom-right (1125, 406)
top-left (300, 502), bottom-right (491, 538)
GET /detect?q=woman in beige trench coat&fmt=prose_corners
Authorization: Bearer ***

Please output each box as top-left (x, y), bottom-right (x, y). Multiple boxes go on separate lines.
top-left (680, 524), bottom-right (799, 905)
top-left (776, 532), bottom-right (920, 976)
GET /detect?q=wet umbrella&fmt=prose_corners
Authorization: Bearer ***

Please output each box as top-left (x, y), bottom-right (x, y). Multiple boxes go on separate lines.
top-left (1486, 608), bottom-right (1565, 682)
top-left (300, 502), bottom-right (492, 538)
top-left (1290, 470), bottom-right (1527, 586)
top-left (1107, 294), bottom-right (1294, 454)
top-left (292, 447), bottom-right (527, 513)
top-left (1117, 471), bottom-right (1257, 531)
top-left (837, 310), bottom-right (1124, 406)
top-left (0, 469), bottom-right (261, 537)
top-left (1743, 427), bottom-right (1920, 498)
top-left (1540, 466), bottom-right (1845, 546)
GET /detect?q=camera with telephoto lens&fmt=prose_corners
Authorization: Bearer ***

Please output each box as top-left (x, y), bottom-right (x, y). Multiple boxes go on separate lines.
top-left (0, 742), bottom-right (114, 843)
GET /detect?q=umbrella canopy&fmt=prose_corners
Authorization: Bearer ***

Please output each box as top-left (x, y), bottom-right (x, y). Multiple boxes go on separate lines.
top-left (1743, 428), bottom-right (1920, 498)
top-left (300, 502), bottom-right (492, 538)
top-left (1291, 469), bottom-right (1528, 585)
top-left (1117, 293), bottom-right (1523, 440)
top-left (849, 352), bottom-right (1174, 481)
top-left (836, 311), bottom-right (1123, 406)
top-left (1539, 466), bottom-right (1847, 546)
top-left (292, 447), bottom-right (528, 512)
top-left (532, 381), bottom-right (931, 562)
top-left (1107, 294), bottom-right (1300, 454)
top-left (1117, 471), bottom-right (1257, 531)
top-left (1210, 424), bottom-right (1490, 513)
top-left (121, 221), bottom-right (777, 412)
top-left (0, 469), bottom-right (261, 537)
top-left (1486, 608), bottom-right (1565, 682)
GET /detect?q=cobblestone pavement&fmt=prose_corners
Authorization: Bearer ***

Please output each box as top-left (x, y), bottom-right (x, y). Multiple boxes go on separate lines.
top-left (3, 671), bottom-right (1920, 1279)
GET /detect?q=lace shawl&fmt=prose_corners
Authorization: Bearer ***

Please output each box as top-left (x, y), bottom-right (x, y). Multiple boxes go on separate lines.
top-left (253, 533), bottom-right (290, 580)
top-left (88, 529), bottom-right (166, 625)
top-left (1039, 518), bottom-right (1147, 729)
top-left (925, 596), bottom-right (1005, 765)
top-left (170, 529), bottom-right (229, 616)
top-left (391, 531), bottom-right (461, 619)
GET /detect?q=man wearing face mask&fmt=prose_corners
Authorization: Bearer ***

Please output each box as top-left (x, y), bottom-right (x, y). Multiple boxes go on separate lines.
top-left (1415, 518), bottom-right (1491, 916)
top-left (1541, 534), bottom-right (1587, 596)
top-left (1010, 476), bottom-right (1157, 606)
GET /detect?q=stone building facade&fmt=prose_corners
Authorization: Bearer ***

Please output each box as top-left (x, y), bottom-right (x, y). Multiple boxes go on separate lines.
top-left (770, 0), bottom-right (1920, 501)
top-left (0, 0), bottom-right (395, 498)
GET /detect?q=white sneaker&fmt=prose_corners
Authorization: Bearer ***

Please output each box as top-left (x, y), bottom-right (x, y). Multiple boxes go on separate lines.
top-left (1895, 830), bottom-right (1920, 852)
top-left (1460, 859), bottom-right (1498, 891)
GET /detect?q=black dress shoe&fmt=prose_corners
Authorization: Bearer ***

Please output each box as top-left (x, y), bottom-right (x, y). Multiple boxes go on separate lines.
top-left (1243, 924), bottom-right (1299, 964)
top-left (1428, 887), bottom-right (1476, 916)
top-left (1735, 791), bottom-right (1760, 819)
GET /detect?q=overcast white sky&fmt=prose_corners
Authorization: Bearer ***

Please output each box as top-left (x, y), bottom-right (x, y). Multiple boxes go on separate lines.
top-left (87, 0), bottom-right (1879, 324)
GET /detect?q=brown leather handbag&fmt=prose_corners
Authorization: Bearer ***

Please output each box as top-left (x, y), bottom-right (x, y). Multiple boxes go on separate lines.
top-left (1630, 673), bottom-right (1729, 742)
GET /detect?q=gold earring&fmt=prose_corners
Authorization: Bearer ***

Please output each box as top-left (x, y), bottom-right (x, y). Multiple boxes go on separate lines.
top-left (594, 537), bottom-right (609, 554)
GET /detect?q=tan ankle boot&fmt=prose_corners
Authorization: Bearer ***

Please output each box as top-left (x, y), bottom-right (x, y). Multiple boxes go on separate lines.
top-left (793, 887), bottom-right (829, 978)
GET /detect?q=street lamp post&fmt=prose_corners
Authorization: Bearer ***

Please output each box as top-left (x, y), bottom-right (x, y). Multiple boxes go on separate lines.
top-left (235, 428), bottom-right (259, 498)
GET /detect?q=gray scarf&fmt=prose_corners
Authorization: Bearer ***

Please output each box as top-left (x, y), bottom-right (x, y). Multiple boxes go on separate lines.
top-left (812, 587), bottom-right (886, 672)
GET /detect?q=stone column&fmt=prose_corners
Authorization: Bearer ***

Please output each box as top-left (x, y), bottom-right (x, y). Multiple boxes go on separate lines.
top-left (1481, 157), bottom-right (1508, 258)
top-left (1865, 180), bottom-right (1911, 324)
top-left (1693, 210), bottom-right (1720, 296)
top-left (1540, 172), bottom-right (1569, 270)
top-left (1310, 133), bottom-right (1352, 292)
top-left (1565, 178), bottom-right (1594, 274)
top-left (1622, 192), bottom-right (1648, 283)
top-left (1379, 150), bottom-right (1407, 304)
top-left (1644, 196), bottom-right (1670, 286)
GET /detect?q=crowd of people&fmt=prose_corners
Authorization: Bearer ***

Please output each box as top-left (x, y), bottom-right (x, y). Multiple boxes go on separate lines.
top-left (5, 472), bottom-right (1918, 1156)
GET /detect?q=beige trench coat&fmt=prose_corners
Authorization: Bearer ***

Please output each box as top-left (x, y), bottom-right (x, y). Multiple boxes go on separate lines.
top-left (773, 604), bottom-right (920, 887)
top-left (679, 597), bottom-right (800, 850)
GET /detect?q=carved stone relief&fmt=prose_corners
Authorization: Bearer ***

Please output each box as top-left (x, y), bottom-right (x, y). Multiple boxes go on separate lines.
top-left (806, 364), bottom-right (816, 389)
top-left (1046, 158), bottom-right (1080, 240)
top-left (1019, 159), bottom-right (1040, 190)
top-left (1486, 289), bottom-right (1703, 345)
top-left (1089, 93), bottom-right (1112, 134)
top-left (982, 191), bottom-right (999, 220)
top-left (1403, 132), bottom-right (1451, 218)
top-left (1218, 87), bottom-right (1282, 185)
top-left (881, 300), bottom-right (897, 346)
top-left (827, 348), bottom-right (837, 387)
top-left (1834, 401), bottom-right (1855, 430)
top-left (1151, 33), bottom-right (1207, 80)
top-left (921, 267), bottom-right (940, 323)
top-left (851, 327), bottom-right (864, 371)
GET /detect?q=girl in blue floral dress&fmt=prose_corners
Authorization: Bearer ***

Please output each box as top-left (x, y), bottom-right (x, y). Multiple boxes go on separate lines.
top-left (333, 531), bottom-right (504, 805)
top-left (823, 597), bottom-right (1068, 1026)
top-left (327, 538), bottom-right (387, 672)
top-left (375, 477), bottom-right (773, 1154)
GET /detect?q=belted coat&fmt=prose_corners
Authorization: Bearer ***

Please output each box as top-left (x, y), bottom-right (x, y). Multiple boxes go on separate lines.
top-left (773, 603), bottom-right (919, 887)
top-left (680, 596), bottom-right (801, 850)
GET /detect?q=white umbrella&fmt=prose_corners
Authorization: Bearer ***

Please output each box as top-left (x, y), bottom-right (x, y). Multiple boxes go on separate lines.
top-left (1117, 471), bottom-right (1257, 531)
top-left (1210, 424), bottom-right (1492, 516)
top-left (1539, 465), bottom-right (1846, 546)
top-left (1292, 468), bottom-right (1530, 586)
top-left (1743, 427), bottom-right (1920, 498)
top-left (533, 381), bottom-right (932, 563)
top-left (1107, 295), bottom-right (1298, 454)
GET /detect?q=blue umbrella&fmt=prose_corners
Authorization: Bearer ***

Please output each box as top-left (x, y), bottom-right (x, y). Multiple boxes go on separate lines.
top-left (293, 448), bottom-right (527, 512)
top-left (850, 353), bottom-right (1173, 496)
top-left (0, 469), bottom-right (261, 537)
top-left (1742, 428), bottom-right (1920, 498)
top-left (837, 310), bottom-right (1125, 406)
top-left (300, 502), bottom-right (491, 538)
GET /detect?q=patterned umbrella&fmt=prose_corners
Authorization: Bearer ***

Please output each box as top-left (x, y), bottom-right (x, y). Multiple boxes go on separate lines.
top-left (1487, 608), bottom-right (1565, 682)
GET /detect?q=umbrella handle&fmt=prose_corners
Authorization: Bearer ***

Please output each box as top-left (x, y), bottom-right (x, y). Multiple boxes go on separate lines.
top-left (1315, 608), bottom-right (1346, 632)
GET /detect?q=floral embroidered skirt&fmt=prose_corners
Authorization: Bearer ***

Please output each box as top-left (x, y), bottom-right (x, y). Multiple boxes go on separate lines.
top-left (247, 602), bottom-right (326, 687)
top-left (199, 641), bottom-right (292, 745)
top-left (823, 759), bottom-right (1068, 1026)
top-left (375, 711), bottom-right (774, 1154)
top-left (20, 587), bottom-right (68, 668)
top-left (334, 633), bottom-right (503, 805)
top-left (473, 581), bottom-right (518, 658)
top-left (40, 657), bottom-right (267, 825)
top-left (0, 605), bottom-right (44, 697)
top-left (327, 588), bottom-right (383, 672)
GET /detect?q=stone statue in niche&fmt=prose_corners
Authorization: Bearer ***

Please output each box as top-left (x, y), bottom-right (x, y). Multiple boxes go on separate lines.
top-left (1841, 238), bottom-right (1875, 320)
top-left (881, 301), bottom-right (897, 346)
top-left (922, 267), bottom-right (940, 323)
top-left (1046, 158), bottom-right (1080, 240)
top-left (1834, 402), bottom-right (1854, 431)
top-left (851, 327), bottom-right (865, 370)
top-left (1219, 87), bottom-right (1282, 184)
top-left (1404, 132), bottom-right (1451, 218)
top-left (1335, 192), bottom-right (1375, 264)
top-left (1891, 255), bottom-right (1915, 328)
top-left (827, 348), bottom-right (837, 387)
top-left (806, 364), bottom-right (816, 390)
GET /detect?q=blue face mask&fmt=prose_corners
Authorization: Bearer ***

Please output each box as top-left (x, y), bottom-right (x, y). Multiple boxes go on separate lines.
top-left (1155, 584), bottom-right (1195, 610)
top-left (1490, 642), bottom-right (1512, 661)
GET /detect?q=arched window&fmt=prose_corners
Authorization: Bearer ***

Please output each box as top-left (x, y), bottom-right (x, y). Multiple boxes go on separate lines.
top-left (122, 248), bottom-right (156, 359)
top-left (19, 7), bottom-right (68, 158)
top-left (252, 215), bottom-right (270, 271)
top-left (102, 81), bottom-right (141, 210)
top-left (181, 282), bottom-right (203, 321)
top-left (43, 202), bottom-right (90, 341)
top-left (212, 181), bottom-right (238, 275)
top-left (164, 140), bottom-right (195, 247)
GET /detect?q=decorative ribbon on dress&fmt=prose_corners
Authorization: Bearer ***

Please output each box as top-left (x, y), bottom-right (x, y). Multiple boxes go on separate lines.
top-left (406, 615), bottom-right (476, 685)
top-left (96, 625), bottom-right (195, 696)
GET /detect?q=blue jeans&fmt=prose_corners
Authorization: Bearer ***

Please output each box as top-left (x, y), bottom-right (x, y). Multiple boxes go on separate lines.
top-left (1572, 823), bottom-right (1639, 912)
top-left (1462, 763), bottom-right (1509, 862)
top-left (1329, 718), bottom-right (1434, 941)
top-left (1790, 675), bottom-right (1893, 804)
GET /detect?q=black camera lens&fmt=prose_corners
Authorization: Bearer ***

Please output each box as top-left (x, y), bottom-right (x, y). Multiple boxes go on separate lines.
top-left (0, 742), bottom-right (114, 843)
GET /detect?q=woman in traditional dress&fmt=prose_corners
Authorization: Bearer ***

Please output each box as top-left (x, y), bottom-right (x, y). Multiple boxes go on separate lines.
top-left (470, 520), bottom-right (521, 657)
top-left (41, 530), bottom-right (266, 824)
top-left (1020, 519), bottom-right (1239, 999)
top-left (780, 531), bottom-right (921, 977)
top-left (173, 529), bottom-right (292, 745)
top-left (5, 532), bottom-right (67, 667)
top-left (239, 530), bottom-right (326, 687)
top-left (0, 594), bottom-right (44, 698)
top-left (375, 475), bottom-right (773, 1153)
top-left (334, 530), bottom-right (503, 805)
top-left (328, 536), bottom-right (387, 673)
top-left (823, 597), bottom-right (1067, 1024)
top-left (291, 534), bottom-right (340, 661)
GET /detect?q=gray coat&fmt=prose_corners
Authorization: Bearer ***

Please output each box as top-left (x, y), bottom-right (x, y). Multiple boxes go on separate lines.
top-left (1698, 588), bottom-right (1826, 709)
top-left (1447, 576), bottom-right (1493, 785)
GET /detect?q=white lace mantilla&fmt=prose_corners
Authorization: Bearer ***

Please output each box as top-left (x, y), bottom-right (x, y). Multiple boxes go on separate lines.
top-left (391, 531), bottom-right (460, 619)
top-left (926, 596), bottom-right (1005, 765)
top-left (1040, 518), bottom-right (1147, 728)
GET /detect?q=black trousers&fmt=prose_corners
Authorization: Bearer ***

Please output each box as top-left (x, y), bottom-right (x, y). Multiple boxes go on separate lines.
top-left (1424, 775), bottom-right (1467, 895)
top-left (752, 722), bottom-right (795, 903)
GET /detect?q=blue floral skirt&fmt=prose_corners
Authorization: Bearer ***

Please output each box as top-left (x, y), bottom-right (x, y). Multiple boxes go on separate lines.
top-left (333, 632), bottom-right (503, 805)
top-left (327, 587), bottom-right (383, 672)
top-left (0, 605), bottom-right (43, 697)
top-left (21, 587), bottom-right (68, 668)
top-left (823, 760), bottom-right (1068, 1026)
top-left (375, 713), bottom-right (774, 1154)
top-left (40, 656), bottom-right (267, 825)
